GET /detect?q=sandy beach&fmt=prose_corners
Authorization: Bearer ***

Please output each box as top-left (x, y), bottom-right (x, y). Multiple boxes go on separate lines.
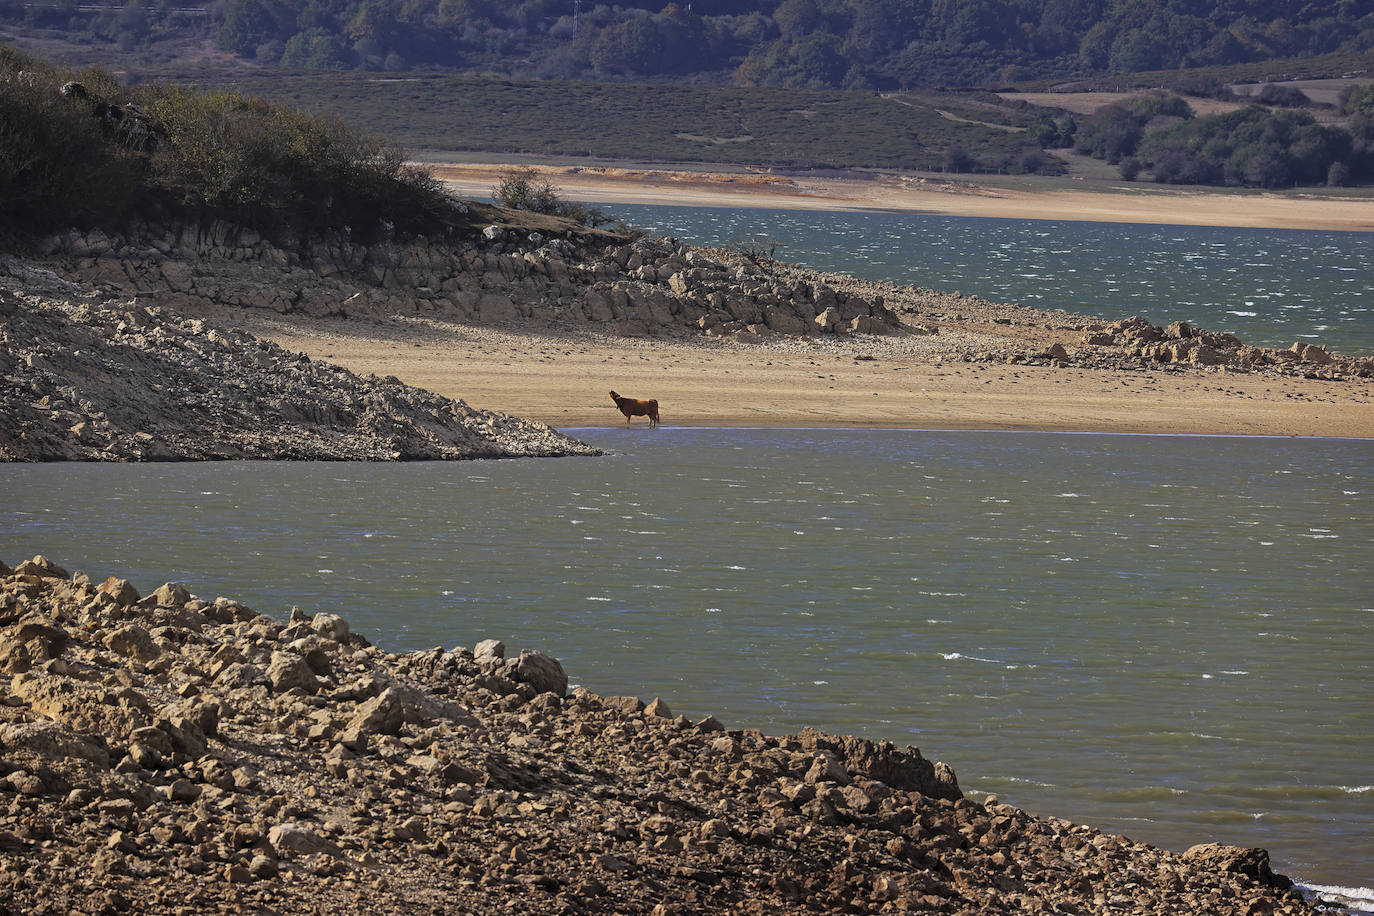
top-left (426, 161), bottom-right (1374, 232)
top-left (227, 310), bottom-right (1374, 439)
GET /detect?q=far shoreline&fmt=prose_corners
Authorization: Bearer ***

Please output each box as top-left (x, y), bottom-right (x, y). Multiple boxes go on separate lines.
top-left (424, 158), bottom-right (1374, 233)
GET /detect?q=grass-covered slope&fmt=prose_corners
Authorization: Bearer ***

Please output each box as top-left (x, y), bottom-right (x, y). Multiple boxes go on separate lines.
top-left (163, 70), bottom-right (1062, 174)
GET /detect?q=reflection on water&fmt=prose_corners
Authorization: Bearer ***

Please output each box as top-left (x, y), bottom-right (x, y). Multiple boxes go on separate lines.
top-left (2, 429), bottom-right (1371, 889)
top-left (597, 204), bottom-right (1373, 355)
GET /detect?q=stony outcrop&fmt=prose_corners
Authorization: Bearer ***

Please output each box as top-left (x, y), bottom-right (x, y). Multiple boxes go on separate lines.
top-left (0, 558), bottom-right (1324, 915)
top-left (0, 261), bottom-right (599, 461)
top-left (14, 215), bottom-right (1370, 389)
top-left (25, 221), bottom-right (904, 343)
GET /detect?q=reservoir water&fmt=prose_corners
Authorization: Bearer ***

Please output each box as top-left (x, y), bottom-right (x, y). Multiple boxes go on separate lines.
top-left (4, 429), bottom-right (1371, 895)
top-left (600, 204), bottom-right (1374, 356)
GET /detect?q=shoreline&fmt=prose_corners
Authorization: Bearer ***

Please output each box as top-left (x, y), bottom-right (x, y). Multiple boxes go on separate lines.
top-left (559, 425), bottom-right (1373, 441)
top-left (225, 311), bottom-right (1374, 441)
top-left (0, 557), bottom-right (1329, 915)
top-left (424, 159), bottom-right (1374, 232)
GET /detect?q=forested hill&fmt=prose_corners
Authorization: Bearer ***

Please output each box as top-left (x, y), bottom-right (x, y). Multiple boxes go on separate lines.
top-left (7, 0), bottom-right (1373, 88)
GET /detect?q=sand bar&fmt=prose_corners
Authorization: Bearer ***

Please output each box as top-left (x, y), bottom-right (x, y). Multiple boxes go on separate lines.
top-left (426, 161), bottom-right (1374, 232)
top-left (228, 312), bottom-right (1374, 440)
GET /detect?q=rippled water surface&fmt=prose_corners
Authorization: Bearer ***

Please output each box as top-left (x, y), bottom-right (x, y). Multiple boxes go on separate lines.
top-left (3, 429), bottom-right (1371, 890)
top-left (600, 204), bottom-right (1373, 355)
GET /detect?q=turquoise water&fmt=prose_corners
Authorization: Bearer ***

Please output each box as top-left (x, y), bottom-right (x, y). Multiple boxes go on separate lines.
top-left (598, 204), bottom-right (1374, 356)
top-left (3, 429), bottom-right (1371, 891)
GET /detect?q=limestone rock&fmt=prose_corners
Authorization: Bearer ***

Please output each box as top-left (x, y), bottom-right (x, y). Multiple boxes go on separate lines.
top-left (0, 721), bottom-right (109, 767)
top-left (1182, 844), bottom-right (1291, 889)
top-left (103, 625), bottom-right (160, 661)
top-left (814, 307), bottom-right (843, 333)
top-left (14, 556), bottom-right (69, 579)
top-left (513, 650), bottom-right (568, 697)
top-left (266, 651), bottom-right (319, 694)
top-left (152, 582), bottom-right (192, 607)
top-left (97, 577), bottom-right (140, 606)
top-left (474, 639), bottom-right (505, 660)
top-left (310, 613), bottom-right (349, 642)
top-left (267, 823), bottom-right (338, 858)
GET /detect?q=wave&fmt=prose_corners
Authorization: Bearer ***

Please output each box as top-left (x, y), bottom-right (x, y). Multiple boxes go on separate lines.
top-left (1297, 883), bottom-right (1374, 915)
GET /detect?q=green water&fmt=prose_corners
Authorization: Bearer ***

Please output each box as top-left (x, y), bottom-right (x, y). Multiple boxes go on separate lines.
top-left (3, 429), bottom-right (1371, 892)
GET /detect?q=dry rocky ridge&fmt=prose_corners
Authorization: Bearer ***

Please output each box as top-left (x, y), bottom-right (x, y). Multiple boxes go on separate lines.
top-left (0, 259), bottom-right (599, 461)
top-left (21, 217), bottom-right (1373, 383)
top-left (0, 556), bottom-right (1329, 915)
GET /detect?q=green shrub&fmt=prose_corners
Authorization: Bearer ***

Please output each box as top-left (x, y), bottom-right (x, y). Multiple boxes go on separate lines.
top-left (0, 46), bottom-right (143, 229)
top-left (490, 167), bottom-right (615, 227)
top-left (0, 44), bottom-right (459, 239)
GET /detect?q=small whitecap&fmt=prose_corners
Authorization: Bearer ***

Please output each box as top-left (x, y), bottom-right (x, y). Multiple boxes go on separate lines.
top-left (1340, 785), bottom-right (1373, 794)
top-left (705, 607), bottom-right (722, 614)
top-left (441, 590), bottom-right (454, 596)
top-left (585, 596), bottom-right (613, 602)
top-left (317, 568), bottom-right (334, 574)
top-left (812, 680), bottom-right (828, 686)
top-left (725, 564), bottom-right (748, 570)
top-left (941, 652), bottom-right (962, 660)
top-left (1056, 492), bottom-right (1080, 498)
top-left (1221, 670), bottom-right (1249, 676)
top-left (1201, 673), bottom-right (1213, 679)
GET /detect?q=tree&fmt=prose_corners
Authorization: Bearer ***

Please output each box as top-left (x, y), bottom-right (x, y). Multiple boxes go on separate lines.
top-left (217, 0), bottom-right (291, 56)
top-left (280, 28), bottom-right (352, 70)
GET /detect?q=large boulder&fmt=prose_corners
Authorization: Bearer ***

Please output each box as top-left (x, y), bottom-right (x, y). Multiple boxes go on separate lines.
top-left (103, 625), bottom-right (160, 661)
top-left (513, 650), bottom-right (568, 697)
top-left (0, 721), bottom-right (109, 767)
top-left (266, 651), bottom-right (319, 694)
top-left (1181, 843), bottom-right (1292, 890)
top-left (13, 556), bottom-right (69, 579)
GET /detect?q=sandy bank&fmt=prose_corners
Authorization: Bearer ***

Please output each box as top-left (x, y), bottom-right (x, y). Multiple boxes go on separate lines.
top-left (426, 161), bottom-right (1374, 232)
top-left (226, 311), bottom-right (1374, 440)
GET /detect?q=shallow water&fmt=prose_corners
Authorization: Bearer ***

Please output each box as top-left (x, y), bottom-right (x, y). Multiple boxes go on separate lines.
top-left (599, 204), bottom-right (1374, 355)
top-left (3, 429), bottom-right (1371, 891)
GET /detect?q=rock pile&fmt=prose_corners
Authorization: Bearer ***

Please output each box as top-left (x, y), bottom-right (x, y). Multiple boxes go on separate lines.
top-left (1074, 317), bottom-right (1371, 379)
top-left (0, 557), bottom-right (1319, 915)
top-left (0, 261), bottom-right (599, 461)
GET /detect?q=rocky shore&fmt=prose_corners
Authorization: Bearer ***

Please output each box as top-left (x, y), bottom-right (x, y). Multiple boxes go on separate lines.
top-left (0, 259), bottom-right (598, 461)
top-left (0, 556), bottom-right (1323, 915)
top-left (21, 217), bottom-right (1374, 384)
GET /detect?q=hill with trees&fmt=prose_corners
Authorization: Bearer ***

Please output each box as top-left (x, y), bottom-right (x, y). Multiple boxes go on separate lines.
top-left (3, 0), bottom-right (1371, 89)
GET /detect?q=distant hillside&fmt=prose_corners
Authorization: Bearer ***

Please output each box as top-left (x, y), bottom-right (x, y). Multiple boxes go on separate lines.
top-left (190, 71), bottom-right (1065, 175)
top-left (3, 0), bottom-right (1372, 89)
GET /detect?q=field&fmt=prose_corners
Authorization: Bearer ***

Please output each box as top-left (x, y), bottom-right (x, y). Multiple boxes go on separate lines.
top-left (142, 70), bottom-right (1059, 173)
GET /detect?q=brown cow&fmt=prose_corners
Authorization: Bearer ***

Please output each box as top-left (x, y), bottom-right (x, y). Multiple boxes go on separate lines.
top-left (609, 390), bottom-right (660, 427)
